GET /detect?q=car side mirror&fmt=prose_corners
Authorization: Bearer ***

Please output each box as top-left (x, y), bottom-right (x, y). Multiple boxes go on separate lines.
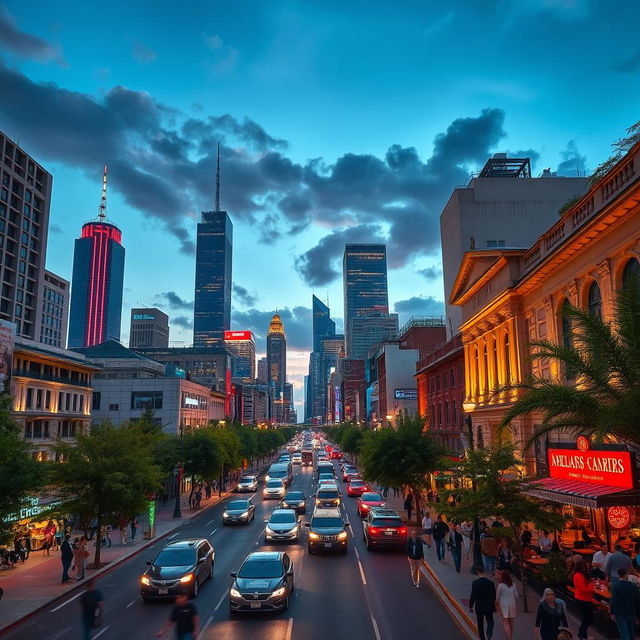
top-left (146, 561), bottom-right (151, 565)
top-left (230, 571), bottom-right (237, 578)
top-left (286, 570), bottom-right (294, 576)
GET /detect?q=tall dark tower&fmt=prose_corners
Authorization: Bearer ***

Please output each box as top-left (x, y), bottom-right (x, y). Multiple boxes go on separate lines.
top-left (266, 313), bottom-right (286, 395)
top-left (68, 166), bottom-right (125, 348)
top-left (193, 144), bottom-right (233, 346)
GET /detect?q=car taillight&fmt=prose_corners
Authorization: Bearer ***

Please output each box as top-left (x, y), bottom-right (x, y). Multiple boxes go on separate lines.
top-left (369, 527), bottom-right (380, 535)
top-left (399, 527), bottom-right (408, 536)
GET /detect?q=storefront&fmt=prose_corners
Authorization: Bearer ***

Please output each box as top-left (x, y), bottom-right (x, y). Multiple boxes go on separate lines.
top-left (527, 438), bottom-right (639, 550)
top-left (3, 496), bottom-right (64, 550)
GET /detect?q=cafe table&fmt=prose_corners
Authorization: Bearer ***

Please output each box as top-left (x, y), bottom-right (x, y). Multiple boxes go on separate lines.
top-left (525, 557), bottom-right (549, 566)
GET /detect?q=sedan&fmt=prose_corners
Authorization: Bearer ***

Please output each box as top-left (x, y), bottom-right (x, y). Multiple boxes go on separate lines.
top-left (223, 499), bottom-right (255, 525)
top-left (263, 479), bottom-right (286, 500)
top-left (229, 551), bottom-right (294, 613)
top-left (279, 491), bottom-right (306, 514)
top-left (347, 480), bottom-right (370, 497)
top-left (236, 475), bottom-right (258, 493)
top-left (357, 492), bottom-right (385, 517)
top-left (342, 467), bottom-right (358, 482)
top-left (264, 509), bottom-right (300, 542)
top-left (291, 453), bottom-right (302, 465)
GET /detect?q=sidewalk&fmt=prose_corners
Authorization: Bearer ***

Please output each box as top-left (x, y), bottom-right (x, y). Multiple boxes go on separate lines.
top-left (0, 488), bottom-right (232, 632)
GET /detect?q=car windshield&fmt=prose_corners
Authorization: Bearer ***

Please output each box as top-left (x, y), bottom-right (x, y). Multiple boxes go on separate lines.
top-left (154, 549), bottom-right (196, 566)
top-left (319, 474), bottom-right (333, 480)
top-left (240, 477), bottom-right (255, 483)
top-left (266, 480), bottom-right (283, 488)
top-left (311, 517), bottom-right (343, 528)
top-left (270, 513), bottom-right (296, 523)
top-left (238, 559), bottom-right (283, 578)
top-left (362, 493), bottom-right (382, 501)
top-left (227, 501), bottom-right (249, 510)
top-left (372, 518), bottom-right (402, 526)
top-left (318, 490), bottom-right (339, 498)
top-left (270, 470), bottom-right (287, 478)
top-left (285, 492), bottom-right (304, 500)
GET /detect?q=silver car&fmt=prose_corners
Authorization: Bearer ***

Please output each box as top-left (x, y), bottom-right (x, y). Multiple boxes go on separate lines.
top-left (264, 509), bottom-right (300, 542)
top-left (262, 479), bottom-right (286, 500)
top-left (236, 475), bottom-right (258, 493)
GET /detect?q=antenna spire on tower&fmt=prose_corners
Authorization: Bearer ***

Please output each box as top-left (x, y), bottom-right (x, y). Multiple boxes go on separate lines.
top-left (98, 165), bottom-right (108, 220)
top-left (215, 142), bottom-right (221, 212)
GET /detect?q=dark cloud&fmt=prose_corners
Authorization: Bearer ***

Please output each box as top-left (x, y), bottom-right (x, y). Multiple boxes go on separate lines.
top-left (233, 284), bottom-right (257, 307)
top-left (610, 48), bottom-right (640, 73)
top-left (132, 40), bottom-right (157, 65)
top-left (157, 291), bottom-right (193, 311)
top-left (417, 266), bottom-right (442, 281)
top-left (231, 306), bottom-right (312, 352)
top-left (556, 140), bottom-right (588, 177)
top-left (171, 315), bottom-right (193, 330)
top-left (0, 6), bottom-right (66, 65)
top-left (393, 296), bottom-right (444, 323)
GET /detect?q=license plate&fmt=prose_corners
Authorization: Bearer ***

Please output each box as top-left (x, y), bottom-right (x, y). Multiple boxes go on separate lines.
top-left (250, 602), bottom-right (261, 609)
top-left (385, 531), bottom-right (394, 536)
top-left (324, 543), bottom-right (332, 548)
top-left (158, 588), bottom-right (168, 595)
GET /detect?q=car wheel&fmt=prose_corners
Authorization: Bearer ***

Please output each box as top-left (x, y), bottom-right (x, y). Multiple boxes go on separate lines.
top-left (141, 596), bottom-right (150, 603)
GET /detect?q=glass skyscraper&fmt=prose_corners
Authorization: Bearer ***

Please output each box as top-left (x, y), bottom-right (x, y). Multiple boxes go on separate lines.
top-left (343, 244), bottom-right (389, 357)
top-left (193, 210), bottom-right (232, 346)
top-left (312, 295), bottom-right (335, 352)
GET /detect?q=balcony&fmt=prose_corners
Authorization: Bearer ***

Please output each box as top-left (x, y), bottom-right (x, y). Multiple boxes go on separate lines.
top-left (13, 368), bottom-right (91, 388)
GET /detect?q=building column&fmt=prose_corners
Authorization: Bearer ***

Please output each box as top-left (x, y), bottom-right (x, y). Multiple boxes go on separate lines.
top-left (507, 316), bottom-right (522, 399)
top-left (495, 326), bottom-right (506, 402)
top-left (463, 341), bottom-right (472, 403)
top-left (596, 260), bottom-right (615, 322)
top-left (477, 339), bottom-right (488, 405)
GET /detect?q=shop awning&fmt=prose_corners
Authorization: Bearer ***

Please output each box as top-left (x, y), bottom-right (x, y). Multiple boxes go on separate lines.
top-left (527, 477), bottom-right (638, 509)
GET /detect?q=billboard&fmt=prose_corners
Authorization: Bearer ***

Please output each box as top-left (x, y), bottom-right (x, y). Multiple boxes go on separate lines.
top-left (0, 320), bottom-right (16, 394)
top-left (224, 331), bottom-right (253, 342)
top-left (394, 388), bottom-right (417, 400)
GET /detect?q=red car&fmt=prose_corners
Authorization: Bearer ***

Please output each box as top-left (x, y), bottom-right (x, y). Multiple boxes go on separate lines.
top-left (342, 467), bottom-right (358, 482)
top-left (347, 479), bottom-right (370, 497)
top-left (357, 492), bottom-right (385, 517)
top-left (330, 450), bottom-right (342, 460)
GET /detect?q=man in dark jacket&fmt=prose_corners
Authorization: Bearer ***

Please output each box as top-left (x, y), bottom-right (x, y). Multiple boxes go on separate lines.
top-left (610, 568), bottom-right (640, 640)
top-left (60, 533), bottom-right (73, 583)
top-left (469, 566), bottom-right (496, 640)
top-left (406, 529), bottom-right (424, 588)
top-left (432, 515), bottom-right (450, 563)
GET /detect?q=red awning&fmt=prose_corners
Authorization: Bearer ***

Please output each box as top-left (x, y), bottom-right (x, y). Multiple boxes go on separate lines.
top-left (527, 477), bottom-right (636, 509)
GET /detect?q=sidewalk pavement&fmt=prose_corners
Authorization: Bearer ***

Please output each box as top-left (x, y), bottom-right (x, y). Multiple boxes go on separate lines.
top-left (380, 490), bottom-right (608, 640)
top-left (0, 487), bottom-right (234, 633)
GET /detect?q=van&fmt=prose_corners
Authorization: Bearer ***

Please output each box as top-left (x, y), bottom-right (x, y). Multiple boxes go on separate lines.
top-left (266, 462), bottom-right (293, 486)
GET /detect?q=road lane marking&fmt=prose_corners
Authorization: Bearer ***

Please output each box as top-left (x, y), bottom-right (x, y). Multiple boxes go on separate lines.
top-left (93, 627), bottom-right (109, 639)
top-left (167, 532), bottom-right (179, 539)
top-left (371, 615), bottom-right (382, 640)
top-left (206, 519), bottom-right (215, 525)
top-left (285, 617), bottom-right (294, 640)
top-left (201, 615), bottom-right (214, 635)
top-left (126, 598), bottom-right (136, 608)
top-left (357, 558), bottom-right (367, 585)
top-left (210, 528), bottom-right (218, 536)
top-left (214, 589), bottom-right (228, 611)
top-left (50, 590), bottom-right (84, 612)
top-left (354, 547), bottom-right (361, 559)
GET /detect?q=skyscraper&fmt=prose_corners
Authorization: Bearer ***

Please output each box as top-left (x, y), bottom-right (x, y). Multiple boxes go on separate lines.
top-left (68, 167), bottom-right (125, 348)
top-left (343, 244), bottom-right (389, 357)
top-left (193, 146), bottom-right (232, 346)
top-left (312, 295), bottom-right (335, 352)
top-left (257, 357), bottom-right (268, 383)
top-left (129, 307), bottom-right (169, 348)
top-left (225, 330), bottom-right (256, 380)
top-left (40, 270), bottom-right (69, 349)
top-left (266, 313), bottom-right (286, 400)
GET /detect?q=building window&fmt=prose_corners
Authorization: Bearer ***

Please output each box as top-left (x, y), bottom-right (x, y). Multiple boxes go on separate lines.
top-left (450, 368), bottom-right (455, 387)
top-left (109, 403), bottom-right (119, 411)
top-left (587, 281), bottom-right (602, 319)
top-left (444, 401), bottom-right (449, 425)
top-left (131, 391), bottom-right (163, 410)
top-left (487, 240), bottom-right (506, 248)
top-left (26, 387), bottom-right (33, 409)
top-left (92, 392), bottom-right (101, 410)
top-left (622, 258), bottom-right (640, 289)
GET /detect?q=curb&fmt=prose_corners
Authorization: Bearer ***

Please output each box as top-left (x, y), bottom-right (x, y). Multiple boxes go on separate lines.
top-left (420, 560), bottom-right (477, 640)
top-left (0, 488), bottom-right (235, 635)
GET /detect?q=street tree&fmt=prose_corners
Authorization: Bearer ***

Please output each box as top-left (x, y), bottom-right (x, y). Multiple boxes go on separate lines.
top-left (339, 425), bottom-right (364, 463)
top-left (182, 428), bottom-right (225, 503)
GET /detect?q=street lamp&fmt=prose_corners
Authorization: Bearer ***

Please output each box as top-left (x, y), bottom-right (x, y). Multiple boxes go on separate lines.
top-left (462, 400), bottom-right (483, 574)
top-left (173, 425), bottom-right (184, 519)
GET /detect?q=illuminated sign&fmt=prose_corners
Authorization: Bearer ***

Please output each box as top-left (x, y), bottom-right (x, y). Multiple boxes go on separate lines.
top-left (224, 331), bottom-right (253, 341)
top-left (394, 389), bottom-right (417, 400)
top-left (133, 314), bottom-right (155, 320)
top-left (607, 506), bottom-right (630, 529)
top-left (184, 397), bottom-right (199, 407)
top-left (547, 446), bottom-right (634, 489)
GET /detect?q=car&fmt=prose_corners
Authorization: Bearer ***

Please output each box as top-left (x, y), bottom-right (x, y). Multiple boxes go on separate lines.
top-left (223, 499), bottom-right (255, 525)
top-left (342, 466), bottom-right (358, 482)
top-left (362, 507), bottom-right (408, 551)
top-left (345, 470), bottom-right (361, 483)
top-left (301, 450), bottom-right (313, 466)
top-left (291, 453), bottom-right (302, 465)
top-left (330, 450), bottom-right (342, 460)
top-left (264, 509), bottom-right (301, 542)
top-left (357, 492), bottom-right (385, 517)
top-left (236, 475), bottom-right (258, 493)
top-left (317, 472), bottom-right (334, 484)
top-left (317, 479), bottom-right (336, 489)
top-left (229, 551), bottom-right (294, 613)
top-left (314, 485), bottom-right (341, 508)
top-left (140, 539), bottom-right (214, 600)
top-left (316, 462), bottom-right (334, 477)
top-left (347, 479), bottom-right (370, 497)
top-left (280, 491), bottom-right (307, 514)
top-left (306, 507), bottom-right (350, 554)
top-left (263, 478), bottom-right (286, 499)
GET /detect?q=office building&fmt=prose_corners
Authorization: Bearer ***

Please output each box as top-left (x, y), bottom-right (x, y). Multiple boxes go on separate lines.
top-left (257, 357), bottom-right (268, 383)
top-left (349, 313), bottom-right (399, 360)
top-left (312, 295), bottom-right (335, 352)
top-left (317, 335), bottom-right (344, 422)
top-left (225, 330), bottom-right (255, 380)
top-left (343, 244), bottom-right (389, 357)
top-left (266, 313), bottom-right (286, 400)
top-left (68, 168), bottom-right (125, 348)
top-left (0, 132), bottom-right (52, 342)
top-left (129, 307), bottom-right (169, 349)
top-left (40, 270), bottom-right (69, 349)
top-left (440, 154), bottom-right (588, 335)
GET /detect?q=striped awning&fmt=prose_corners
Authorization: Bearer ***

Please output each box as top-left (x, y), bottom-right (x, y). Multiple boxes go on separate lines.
top-left (527, 477), bottom-right (637, 509)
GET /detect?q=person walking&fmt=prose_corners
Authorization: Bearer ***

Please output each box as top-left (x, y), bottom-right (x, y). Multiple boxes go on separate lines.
top-left (497, 539), bottom-right (513, 573)
top-left (572, 558), bottom-right (594, 640)
top-left (421, 512), bottom-right (433, 548)
top-left (157, 592), bottom-right (200, 639)
top-left (80, 579), bottom-right (103, 640)
top-left (495, 570), bottom-right (517, 640)
top-left (469, 566), bottom-right (496, 640)
top-left (73, 537), bottom-right (88, 580)
top-left (605, 544), bottom-right (633, 585)
top-left (432, 515), bottom-right (449, 563)
top-left (448, 523), bottom-right (463, 573)
top-left (130, 517), bottom-right (138, 543)
top-left (534, 588), bottom-right (568, 640)
top-left (406, 529), bottom-right (424, 588)
top-left (60, 534), bottom-right (73, 583)
top-left (480, 528), bottom-right (499, 576)
top-left (404, 494), bottom-right (413, 523)
top-left (43, 520), bottom-right (56, 556)
top-left (118, 517), bottom-right (128, 545)
top-left (461, 520), bottom-right (472, 560)
top-left (610, 567), bottom-right (640, 640)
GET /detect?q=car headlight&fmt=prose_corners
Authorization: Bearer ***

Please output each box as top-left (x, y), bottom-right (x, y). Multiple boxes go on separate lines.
top-left (223, 512), bottom-right (230, 518)
top-left (230, 587), bottom-right (241, 598)
top-left (265, 526), bottom-right (274, 535)
top-left (141, 576), bottom-right (151, 585)
top-left (240, 511), bottom-right (249, 518)
top-left (265, 475), bottom-right (271, 482)
top-left (338, 531), bottom-right (348, 541)
top-left (308, 532), bottom-right (320, 540)
top-left (271, 586), bottom-right (287, 598)
top-left (180, 573), bottom-right (194, 583)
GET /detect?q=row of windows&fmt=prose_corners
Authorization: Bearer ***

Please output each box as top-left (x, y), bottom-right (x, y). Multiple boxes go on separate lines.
top-left (428, 366), bottom-right (463, 393)
top-left (24, 387), bottom-right (85, 413)
top-left (16, 358), bottom-right (90, 384)
top-left (24, 420), bottom-right (80, 439)
top-left (430, 400), bottom-right (463, 428)
top-left (92, 391), bottom-right (164, 411)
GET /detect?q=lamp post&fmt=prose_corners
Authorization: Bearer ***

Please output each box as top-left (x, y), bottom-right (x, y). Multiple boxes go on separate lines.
top-left (218, 420), bottom-right (226, 497)
top-left (462, 400), bottom-right (483, 574)
top-left (173, 425), bottom-right (184, 519)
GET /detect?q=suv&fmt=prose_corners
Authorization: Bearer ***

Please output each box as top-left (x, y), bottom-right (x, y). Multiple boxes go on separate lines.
top-left (306, 507), bottom-right (350, 554)
top-left (140, 539), bottom-right (214, 600)
top-left (314, 485), bottom-right (341, 508)
top-left (362, 507), bottom-right (408, 551)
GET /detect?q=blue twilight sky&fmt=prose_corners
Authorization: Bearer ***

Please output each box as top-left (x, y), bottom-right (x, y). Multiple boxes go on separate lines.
top-left (1, 0), bottom-right (639, 416)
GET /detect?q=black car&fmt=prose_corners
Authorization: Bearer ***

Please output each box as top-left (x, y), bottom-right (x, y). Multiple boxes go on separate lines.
top-left (306, 507), bottom-right (350, 554)
top-left (140, 539), bottom-right (214, 600)
top-left (280, 491), bottom-right (306, 514)
top-left (223, 499), bottom-right (255, 525)
top-left (229, 551), bottom-right (294, 613)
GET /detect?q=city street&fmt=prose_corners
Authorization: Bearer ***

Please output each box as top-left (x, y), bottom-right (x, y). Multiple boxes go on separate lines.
top-left (4, 462), bottom-right (460, 640)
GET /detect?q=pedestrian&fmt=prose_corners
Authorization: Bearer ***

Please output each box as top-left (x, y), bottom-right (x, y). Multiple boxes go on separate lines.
top-left (404, 494), bottom-right (413, 523)
top-left (24, 527), bottom-right (32, 559)
top-left (538, 530), bottom-right (552, 556)
top-left (406, 529), bottom-right (425, 588)
top-left (480, 528), bottom-right (498, 576)
top-left (87, 517), bottom-right (98, 541)
top-left (60, 534), bottom-right (74, 583)
top-left (382, 486), bottom-right (389, 498)
top-left (195, 489), bottom-right (202, 509)
top-left (495, 570), bottom-right (517, 640)
top-left (432, 514), bottom-right (450, 563)
top-left (43, 520), bottom-right (56, 556)
top-left (534, 588), bottom-right (568, 640)
top-left (592, 541), bottom-right (610, 570)
top-left (53, 521), bottom-right (62, 551)
top-left (119, 517), bottom-right (128, 545)
top-left (130, 517), bottom-right (139, 543)
top-left (157, 592), bottom-right (200, 640)
top-left (80, 578), bottom-right (103, 640)
top-left (497, 539), bottom-right (513, 573)
top-left (604, 544), bottom-right (633, 585)
top-left (611, 567), bottom-right (640, 640)
top-left (571, 558), bottom-right (594, 640)
top-left (421, 512), bottom-right (433, 547)
top-left (13, 534), bottom-right (26, 563)
top-left (521, 525), bottom-right (532, 549)
top-left (461, 520), bottom-right (472, 560)
top-left (448, 523), bottom-right (463, 573)
top-left (73, 536), bottom-right (88, 580)
top-left (469, 566), bottom-right (496, 640)
top-left (205, 484), bottom-right (211, 500)
top-left (101, 525), bottom-right (112, 547)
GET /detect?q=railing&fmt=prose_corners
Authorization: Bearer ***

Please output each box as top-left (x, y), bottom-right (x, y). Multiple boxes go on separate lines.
top-left (12, 368), bottom-right (91, 387)
top-left (399, 316), bottom-right (446, 337)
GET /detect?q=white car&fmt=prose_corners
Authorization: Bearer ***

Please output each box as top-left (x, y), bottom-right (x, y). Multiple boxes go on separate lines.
top-left (263, 479), bottom-right (286, 500)
top-left (236, 475), bottom-right (258, 493)
top-left (291, 453), bottom-right (302, 465)
top-left (264, 509), bottom-right (300, 542)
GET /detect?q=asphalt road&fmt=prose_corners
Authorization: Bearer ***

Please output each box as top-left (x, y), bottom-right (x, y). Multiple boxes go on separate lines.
top-left (5, 461), bottom-right (461, 640)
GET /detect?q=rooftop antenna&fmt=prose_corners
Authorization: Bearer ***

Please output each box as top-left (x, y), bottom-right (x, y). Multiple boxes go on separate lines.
top-left (98, 165), bottom-right (108, 220)
top-left (215, 142), bottom-right (221, 213)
